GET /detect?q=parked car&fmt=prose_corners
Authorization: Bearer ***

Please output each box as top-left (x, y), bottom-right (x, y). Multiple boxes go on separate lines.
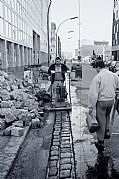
top-left (109, 61), bottom-right (119, 73)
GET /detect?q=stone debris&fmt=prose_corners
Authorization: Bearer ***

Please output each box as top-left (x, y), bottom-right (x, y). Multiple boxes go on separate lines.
top-left (31, 118), bottom-right (41, 129)
top-left (11, 127), bottom-right (24, 137)
top-left (0, 69), bottom-right (50, 137)
top-left (0, 119), bottom-right (6, 130)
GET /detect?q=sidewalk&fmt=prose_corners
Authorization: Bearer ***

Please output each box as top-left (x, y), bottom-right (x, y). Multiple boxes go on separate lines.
top-left (105, 112), bottom-right (119, 172)
top-left (0, 79), bottom-right (51, 179)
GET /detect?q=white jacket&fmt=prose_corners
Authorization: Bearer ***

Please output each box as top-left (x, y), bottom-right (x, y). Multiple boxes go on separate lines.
top-left (88, 68), bottom-right (119, 109)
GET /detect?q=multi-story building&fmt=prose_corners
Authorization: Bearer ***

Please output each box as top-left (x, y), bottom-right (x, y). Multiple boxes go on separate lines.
top-left (81, 40), bottom-right (111, 61)
top-left (0, 0), bottom-right (49, 76)
top-left (50, 22), bottom-right (56, 62)
top-left (112, 0), bottom-right (119, 60)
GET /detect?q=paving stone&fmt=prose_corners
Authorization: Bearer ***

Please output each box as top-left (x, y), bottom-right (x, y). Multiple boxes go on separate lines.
top-left (62, 128), bottom-right (70, 132)
top-left (51, 146), bottom-right (59, 151)
top-left (61, 131), bottom-right (70, 135)
top-left (53, 138), bottom-right (59, 142)
top-left (61, 133), bottom-right (70, 137)
top-left (48, 176), bottom-right (58, 179)
top-left (48, 167), bottom-right (58, 176)
top-left (50, 155), bottom-right (59, 160)
top-left (61, 152), bottom-right (72, 159)
top-left (61, 140), bottom-right (70, 145)
top-left (54, 128), bottom-right (60, 132)
top-left (62, 123), bottom-right (70, 126)
top-left (54, 131), bottom-right (60, 136)
top-left (60, 158), bottom-right (71, 165)
top-left (59, 169), bottom-right (71, 178)
top-left (60, 164), bottom-right (72, 170)
top-left (55, 122), bottom-right (61, 125)
top-left (61, 144), bottom-right (71, 149)
top-left (53, 141), bottom-right (60, 146)
top-left (51, 150), bottom-right (59, 156)
top-left (53, 135), bottom-right (60, 139)
top-left (61, 136), bottom-right (70, 141)
top-left (61, 148), bottom-right (71, 153)
top-left (49, 160), bottom-right (58, 167)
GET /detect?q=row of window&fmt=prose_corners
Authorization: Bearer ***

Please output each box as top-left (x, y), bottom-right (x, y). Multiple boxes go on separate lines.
top-left (113, 39), bottom-right (118, 46)
top-left (114, 0), bottom-right (118, 8)
top-left (3, 0), bottom-right (45, 32)
top-left (113, 23), bottom-right (119, 34)
top-left (0, 0), bottom-right (46, 37)
top-left (0, 18), bottom-right (32, 45)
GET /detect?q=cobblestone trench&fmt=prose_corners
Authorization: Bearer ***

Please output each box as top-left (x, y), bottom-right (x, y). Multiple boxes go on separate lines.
top-left (46, 110), bottom-right (76, 179)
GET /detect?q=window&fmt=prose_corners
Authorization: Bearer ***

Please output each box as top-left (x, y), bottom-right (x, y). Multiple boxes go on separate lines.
top-left (9, 24), bottom-right (12, 38)
top-left (116, 10), bottom-right (118, 19)
top-left (6, 21), bottom-right (9, 36)
top-left (0, 1), bottom-right (3, 18)
top-left (0, 18), bottom-right (3, 34)
top-left (117, 24), bottom-right (119, 32)
top-left (8, 8), bottom-right (11, 23)
top-left (15, 15), bottom-right (17, 27)
top-left (5, 6), bottom-right (8, 21)
top-left (12, 12), bottom-right (14, 25)
top-left (114, 26), bottom-right (115, 34)
top-left (116, 32), bottom-right (117, 40)
top-left (11, 0), bottom-right (15, 9)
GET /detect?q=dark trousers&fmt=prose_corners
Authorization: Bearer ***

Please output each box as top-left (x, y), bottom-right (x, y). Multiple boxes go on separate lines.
top-left (96, 100), bottom-right (114, 140)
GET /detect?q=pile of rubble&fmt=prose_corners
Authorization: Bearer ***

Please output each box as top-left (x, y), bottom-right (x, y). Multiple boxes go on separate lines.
top-left (0, 70), bottom-right (49, 137)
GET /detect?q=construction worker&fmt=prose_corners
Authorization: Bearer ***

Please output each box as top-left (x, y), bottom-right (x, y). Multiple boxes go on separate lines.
top-left (48, 57), bottom-right (69, 103)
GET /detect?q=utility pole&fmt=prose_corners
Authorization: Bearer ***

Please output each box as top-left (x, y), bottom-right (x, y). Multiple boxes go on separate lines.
top-left (47, 0), bottom-right (52, 67)
top-left (77, 0), bottom-right (80, 60)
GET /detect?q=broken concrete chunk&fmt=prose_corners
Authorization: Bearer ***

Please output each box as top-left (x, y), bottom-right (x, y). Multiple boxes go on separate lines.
top-left (0, 119), bottom-right (6, 130)
top-left (11, 127), bottom-right (24, 137)
top-left (31, 118), bottom-right (40, 129)
top-left (5, 111), bottom-right (16, 123)
top-left (12, 121), bottom-right (23, 128)
top-left (1, 100), bottom-right (13, 108)
top-left (3, 126), bottom-right (13, 136)
top-left (15, 101), bottom-right (24, 109)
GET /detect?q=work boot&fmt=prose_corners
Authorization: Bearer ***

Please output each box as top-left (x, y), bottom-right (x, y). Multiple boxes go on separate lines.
top-left (104, 129), bottom-right (110, 139)
top-left (95, 140), bottom-right (105, 153)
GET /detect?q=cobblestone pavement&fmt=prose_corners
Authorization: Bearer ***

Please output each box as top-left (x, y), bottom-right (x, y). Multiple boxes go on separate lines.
top-left (46, 111), bottom-right (76, 179)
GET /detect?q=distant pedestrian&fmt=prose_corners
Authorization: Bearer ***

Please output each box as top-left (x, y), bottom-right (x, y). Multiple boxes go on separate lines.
top-left (88, 60), bottom-right (119, 153)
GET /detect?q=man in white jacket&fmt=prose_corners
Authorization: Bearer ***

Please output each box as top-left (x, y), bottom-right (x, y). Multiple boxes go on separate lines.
top-left (88, 60), bottom-right (119, 152)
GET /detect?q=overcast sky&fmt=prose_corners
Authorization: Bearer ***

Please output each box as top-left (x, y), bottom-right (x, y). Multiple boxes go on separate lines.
top-left (51, 0), bottom-right (113, 55)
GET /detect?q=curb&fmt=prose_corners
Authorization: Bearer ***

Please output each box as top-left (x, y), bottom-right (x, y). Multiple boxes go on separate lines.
top-left (0, 124), bottom-right (31, 179)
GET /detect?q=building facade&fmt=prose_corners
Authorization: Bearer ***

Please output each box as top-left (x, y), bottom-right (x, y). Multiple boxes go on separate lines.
top-left (112, 0), bottom-right (119, 60)
top-left (81, 41), bottom-right (111, 61)
top-left (0, 0), bottom-right (49, 73)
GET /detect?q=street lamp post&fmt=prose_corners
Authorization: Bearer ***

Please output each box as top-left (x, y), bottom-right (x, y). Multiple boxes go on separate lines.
top-left (77, 0), bottom-right (80, 58)
top-left (47, 0), bottom-right (52, 67)
top-left (55, 17), bottom-right (78, 57)
top-left (60, 30), bottom-right (74, 39)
